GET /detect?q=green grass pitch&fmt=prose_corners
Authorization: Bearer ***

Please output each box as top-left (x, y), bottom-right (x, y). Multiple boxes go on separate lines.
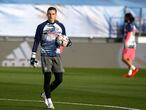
top-left (0, 67), bottom-right (146, 110)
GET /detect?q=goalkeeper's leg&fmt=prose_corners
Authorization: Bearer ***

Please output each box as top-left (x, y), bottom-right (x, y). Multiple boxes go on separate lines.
top-left (44, 72), bottom-right (52, 98)
top-left (50, 72), bottom-right (63, 92)
top-left (42, 72), bottom-right (55, 109)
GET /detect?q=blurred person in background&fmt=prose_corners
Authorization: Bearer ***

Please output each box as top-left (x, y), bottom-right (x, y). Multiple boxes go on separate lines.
top-left (122, 12), bottom-right (139, 78)
top-left (30, 7), bottom-right (71, 109)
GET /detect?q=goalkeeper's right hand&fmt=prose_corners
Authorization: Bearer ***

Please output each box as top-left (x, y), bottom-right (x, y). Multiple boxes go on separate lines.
top-left (30, 52), bottom-right (38, 68)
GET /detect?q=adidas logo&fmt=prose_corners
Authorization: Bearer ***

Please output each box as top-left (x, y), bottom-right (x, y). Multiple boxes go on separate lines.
top-left (2, 41), bottom-right (40, 67)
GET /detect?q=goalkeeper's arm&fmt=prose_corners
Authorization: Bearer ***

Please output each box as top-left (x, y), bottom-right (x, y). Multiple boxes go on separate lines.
top-left (30, 40), bottom-right (39, 67)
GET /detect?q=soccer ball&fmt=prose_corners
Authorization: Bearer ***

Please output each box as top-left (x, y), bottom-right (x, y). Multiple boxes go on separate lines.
top-left (56, 35), bottom-right (69, 47)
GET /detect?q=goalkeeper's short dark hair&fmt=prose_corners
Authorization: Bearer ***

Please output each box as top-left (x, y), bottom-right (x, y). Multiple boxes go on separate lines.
top-left (47, 7), bottom-right (57, 13)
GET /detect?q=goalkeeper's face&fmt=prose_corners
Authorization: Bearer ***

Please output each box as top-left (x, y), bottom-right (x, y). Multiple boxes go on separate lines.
top-left (47, 10), bottom-right (57, 23)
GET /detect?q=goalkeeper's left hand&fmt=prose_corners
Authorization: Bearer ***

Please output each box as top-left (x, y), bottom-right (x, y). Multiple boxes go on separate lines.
top-left (66, 39), bottom-right (72, 47)
top-left (55, 36), bottom-right (62, 47)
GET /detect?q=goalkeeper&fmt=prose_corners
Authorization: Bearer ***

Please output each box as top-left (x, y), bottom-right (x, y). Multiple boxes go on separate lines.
top-left (30, 7), bottom-right (71, 109)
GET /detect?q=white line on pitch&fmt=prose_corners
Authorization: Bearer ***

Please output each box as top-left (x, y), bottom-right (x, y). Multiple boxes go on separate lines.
top-left (0, 98), bottom-right (140, 110)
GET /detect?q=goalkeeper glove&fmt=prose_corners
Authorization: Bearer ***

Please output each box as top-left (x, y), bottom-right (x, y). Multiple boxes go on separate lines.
top-left (66, 39), bottom-right (72, 47)
top-left (30, 52), bottom-right (38, 68)
top-left (55, 37), bottom-right (62, 47)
